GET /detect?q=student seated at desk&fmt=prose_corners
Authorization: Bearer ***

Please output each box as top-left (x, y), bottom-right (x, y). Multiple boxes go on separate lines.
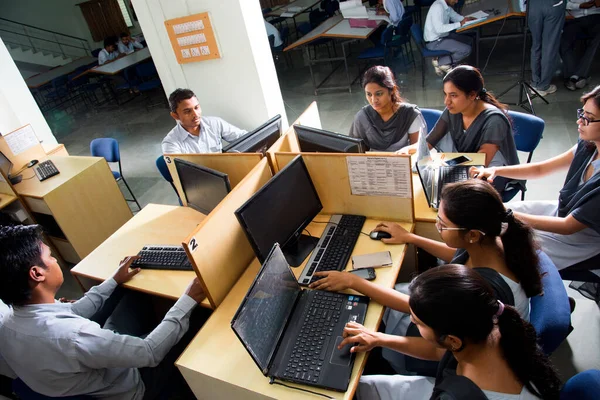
top-left (349, 66), bottom-right (424, 152)
top-left (162, 88), bottom-right (247, 154)
top-left (98, 36), bottom-right (121, 65)
top-left (380, 0), bottom-right (405, 27)
top-left (471, 85), bottom-right (600, 272)
top-left (0, 224), bottom-right (206, 399)
top-left (118, 32), bottom-right (144, 54)
top-left (424, 0), bottom-right (475, 75)
top-left (354, 266), bottom-right (560, 400)
top-left (264, 19), bottom-right (283, 48)
top-left (311, 180), bottom-right (542, 374)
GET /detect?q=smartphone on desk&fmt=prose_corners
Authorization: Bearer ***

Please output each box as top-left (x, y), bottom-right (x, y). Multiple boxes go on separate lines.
top-left (349, 268), bottom-right (376, 281)
top-left (443, 155), bottom-right (472, 167)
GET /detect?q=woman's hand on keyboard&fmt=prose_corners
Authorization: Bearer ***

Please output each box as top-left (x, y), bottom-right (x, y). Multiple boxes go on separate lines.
top-left (112, 256), bottom-right (141, 285)
top-left (309, 271), bottom-right (356, 292)
top-left (338, 322), bottom-right (381, 353)
top-left (375, 222), bottom-right (412, 244)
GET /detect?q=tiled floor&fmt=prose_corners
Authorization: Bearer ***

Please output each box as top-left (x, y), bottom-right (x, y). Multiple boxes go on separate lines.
top-left (52, 31), bottom-right (599, 383)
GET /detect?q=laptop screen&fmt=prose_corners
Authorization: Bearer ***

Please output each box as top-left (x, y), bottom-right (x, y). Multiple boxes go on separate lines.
top-left (415, 156), bottom-right (436, 207)
top-left (231, 244), bottom-right (300, 375)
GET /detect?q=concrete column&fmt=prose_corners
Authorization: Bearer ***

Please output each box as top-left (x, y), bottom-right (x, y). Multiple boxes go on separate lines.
top-left (131, 0), bottom-right (288, 130)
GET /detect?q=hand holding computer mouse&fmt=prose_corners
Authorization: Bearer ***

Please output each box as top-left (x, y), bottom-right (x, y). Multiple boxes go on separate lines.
top-left (371, 222), bottom-right (411, 244)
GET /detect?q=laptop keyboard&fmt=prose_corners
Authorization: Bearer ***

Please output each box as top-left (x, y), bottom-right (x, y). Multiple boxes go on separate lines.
top-left (34, 160), bottom-right (60, 181)
top-left (131, 245), bottom-right (193, 271)
top-left (439, 166), bottom-right (469, 186)
top-left (283, 291), bottom-right (345, 384)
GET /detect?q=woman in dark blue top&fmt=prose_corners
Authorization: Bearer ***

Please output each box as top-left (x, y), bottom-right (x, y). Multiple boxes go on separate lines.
top-left (472, 85), bottom-right (600, 271)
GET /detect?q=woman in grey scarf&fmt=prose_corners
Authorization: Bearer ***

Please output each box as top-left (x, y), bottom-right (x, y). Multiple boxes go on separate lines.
top-left (349, 66), bottom-right (425, 152)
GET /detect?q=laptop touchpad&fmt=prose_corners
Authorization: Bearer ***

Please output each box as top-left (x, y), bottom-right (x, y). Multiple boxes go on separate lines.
top-left (330, 336), bottom-right (352, 366)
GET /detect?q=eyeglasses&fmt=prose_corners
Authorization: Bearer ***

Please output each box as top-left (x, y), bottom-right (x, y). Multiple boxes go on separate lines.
top-left (577, 108), bottom-right (600, 126)
top-left (435, 216), bottom-right (467, 233)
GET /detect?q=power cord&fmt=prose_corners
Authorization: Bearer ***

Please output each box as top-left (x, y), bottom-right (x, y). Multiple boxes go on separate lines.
top-left (269, 377), bottom-right (334, 399)
top-left (481, 5), bottom-right (510, 75)
top-left (310, 220), bottom-right (371, 237)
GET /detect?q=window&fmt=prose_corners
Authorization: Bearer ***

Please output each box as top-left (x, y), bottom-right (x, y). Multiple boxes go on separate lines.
top-left (117, 0), bottom-right (134, 28)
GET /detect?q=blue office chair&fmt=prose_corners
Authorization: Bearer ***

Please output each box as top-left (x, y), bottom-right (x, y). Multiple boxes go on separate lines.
top-left (561, 370), bottom-right (600, 400)
top-left (390, 15), bottom-right (416, 69)
top-left (90, 138), bottom-right (141, 210)
top-left (506, 110), bottom-right (545, 200)
top-left (155, 155), bottom-right (182, 206)
top-left (134, 62), bottom-right (165, 110)
top-left (13, 378), bottom-right (92, 400)
top-left (91, 48), bottom-right (102, 58)
top-left (420, 108), bottom-right (443, 133)
top-left (530, 251), bottom-right (572, 355)
top-left (410, 24), bottom-right (453, 87)
top-left (357, 25), bottom-right (395, 66)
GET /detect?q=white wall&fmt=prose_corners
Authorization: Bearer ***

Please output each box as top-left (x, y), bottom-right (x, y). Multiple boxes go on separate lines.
top-left (0, 38), bottom-right (58, 146)
top-left (131, 0), bottom-right (287, 131)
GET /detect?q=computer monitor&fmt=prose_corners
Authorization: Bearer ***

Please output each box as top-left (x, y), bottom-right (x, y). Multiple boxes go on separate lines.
top-left (0, 151), bottom-right (21, 184)
top-left (174, 158), bottom-right (232, 215)
top-left (294, 125), bottom-right (365, 153)
top-left (223, 115), bottom-right (282, 154)
top-left (235, 155), bottom-right (323, 267)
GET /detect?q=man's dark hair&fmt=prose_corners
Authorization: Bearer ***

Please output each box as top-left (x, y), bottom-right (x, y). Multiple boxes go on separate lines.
top-left (0, 224), bottom-right (45, 306)
top-left (169, 88), bottom-right (196, 113)
top-left (103, 36), bottom-right (118, 48)
top-left (120, 32), bottom-right (129, 39)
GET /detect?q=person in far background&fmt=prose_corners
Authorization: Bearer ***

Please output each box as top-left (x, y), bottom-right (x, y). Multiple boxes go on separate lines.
top-left (264, 19), bottom-right (283, 48)
top-left (527, 0), bottom-right (566, 96)
top-left (97, 36), bottom-right (120, 65)
top-left (117, 32), bottom-right (143, 54)
top-left (379, 0), bottom-right (405, 26)
top-left (560, 0), bottom-right (600, 91)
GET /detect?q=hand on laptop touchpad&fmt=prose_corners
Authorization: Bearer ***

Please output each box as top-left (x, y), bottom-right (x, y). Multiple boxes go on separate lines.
top-left (330, 336), bottom-right (352, 366)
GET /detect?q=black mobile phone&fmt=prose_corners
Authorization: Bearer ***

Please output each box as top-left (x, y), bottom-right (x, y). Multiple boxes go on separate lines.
top-left (349, 268), bottom-right (376, 280)
top-left (444, 155), bottom-right (472, 167)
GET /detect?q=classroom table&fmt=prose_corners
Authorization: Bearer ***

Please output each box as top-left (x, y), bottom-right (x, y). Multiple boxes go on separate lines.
top-left (87, 46), bottom-right (152, 75)
top-left (267, 0), bottom-right (322, 35)
top-left (176, 215), bottom-right (413, 400)
top-left (25, 56), bottom-right (96, 89)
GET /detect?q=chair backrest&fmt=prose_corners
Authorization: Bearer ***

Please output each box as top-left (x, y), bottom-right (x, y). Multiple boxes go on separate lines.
top-left (420, 108), bottom-right (443, 133)
top-left (136, 62), bottom-right (158, 79)
top-left (280, 26), bottom-right (290, 45)
top-left (381, 24), bottom-right (395, 46)
top-left (13, 378), bottom-right (93, 400)
top-left (410, 23), bottom-right (425, 49)
top-left (396, 15), bottom-right (413, 37)
top-left (530, 250), bottom-right (572, 355)
top-left (155, 155), bottom-right (172, 183)
top-left (309, 9), bottom-right (328, 27)
top-left (91, 48), bottom-right (102, 58)
top-left (561, 370), bottom-right (600, 400)
top-left (507, 110), bottom-right (545, 154)
top-left (90, 138), bottom-right (120, 163)
top-left (268, 34), bottom-right (275, 48)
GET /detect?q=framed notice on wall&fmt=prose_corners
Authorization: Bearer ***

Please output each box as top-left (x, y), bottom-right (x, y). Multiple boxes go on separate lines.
top-left (164, 12), bottom-right (221, 64)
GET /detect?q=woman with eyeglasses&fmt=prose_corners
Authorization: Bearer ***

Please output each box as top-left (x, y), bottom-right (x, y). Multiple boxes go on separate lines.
top-left (471, 85), bottom-right (600, 272)
top-left (310, 179), bottom-right (542, 374)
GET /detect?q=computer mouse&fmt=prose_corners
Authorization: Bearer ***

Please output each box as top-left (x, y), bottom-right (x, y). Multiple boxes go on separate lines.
top-left (369, 231), bottom-right (391, 240)
top-left (27, 159), bottom-right (39, 168)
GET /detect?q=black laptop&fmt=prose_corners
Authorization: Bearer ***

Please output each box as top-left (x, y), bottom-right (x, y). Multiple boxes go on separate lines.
top-left (231, 243), bottom-right (369, 392)
top-left (415, 156), bottom-right (482, 209)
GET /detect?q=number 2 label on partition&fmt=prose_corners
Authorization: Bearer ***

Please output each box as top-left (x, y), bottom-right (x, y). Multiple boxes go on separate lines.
top-left (189, 237), bottom-right (199, 253)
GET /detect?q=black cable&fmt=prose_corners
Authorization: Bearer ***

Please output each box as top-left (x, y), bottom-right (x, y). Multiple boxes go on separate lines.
top-left (310, 220), bottom-right (371, 237)
top-left (269, 377), bottom-right (334, 399)
top-left (481, 5), bottom-right (510, 75)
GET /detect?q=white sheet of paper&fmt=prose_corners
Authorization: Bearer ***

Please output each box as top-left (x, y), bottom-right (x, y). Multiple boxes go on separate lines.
top-left (3, 125), bottom-right (39, 155)
top-left (467, 10), bottom-right (489, 18)
top-left (346, 156), bottom-right (412, 198)
top-left (341, 5), bottom-right (369, 18)
top-left (281, 11), bottom-right (296, 17)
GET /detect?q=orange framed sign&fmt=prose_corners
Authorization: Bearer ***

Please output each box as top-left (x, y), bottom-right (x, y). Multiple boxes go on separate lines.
top-left (164, 12), bottom-right (221, 64)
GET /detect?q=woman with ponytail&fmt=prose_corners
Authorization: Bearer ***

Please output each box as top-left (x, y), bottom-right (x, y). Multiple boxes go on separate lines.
top-left (349, 65), bottom-right (426, 152)
top-left (354, 265), bottom-right (561, 400)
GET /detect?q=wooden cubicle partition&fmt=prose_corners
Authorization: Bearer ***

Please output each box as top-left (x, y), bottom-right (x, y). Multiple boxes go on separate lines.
top-left (0, 170), bottom-right (21, 212)
top-left (182, 158), bottom-right (273, 309)
top-left (275, 153), bottom-right (415, 222)
top-left (163, 153), bottom-right (263, 208)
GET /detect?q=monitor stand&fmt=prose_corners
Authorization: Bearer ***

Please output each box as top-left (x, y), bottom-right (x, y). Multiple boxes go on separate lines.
top-left (282, 234), bottom-right (319, 267)
top-left (8, 174), bottom-right (22, 184)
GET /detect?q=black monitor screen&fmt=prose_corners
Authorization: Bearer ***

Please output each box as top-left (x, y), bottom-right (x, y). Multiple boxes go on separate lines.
top-left (235, 155), bottom-right (322, 263)
top-left (294, 125), bottom-right (365, 153)
top-left (0, 151), bottom-right (13, 177)
top-left (223, 115), bottom-right (282, 154)
top-left (174, 158), bottom-right (231, 214)
top-left (231, 244), bottom-right (299, 375)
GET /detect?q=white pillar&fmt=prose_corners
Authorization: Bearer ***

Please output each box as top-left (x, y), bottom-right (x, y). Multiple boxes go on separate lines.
top-left (0, 38), bottom-right (58, 146)
top-left (131, 0), bottom-right (288, 130)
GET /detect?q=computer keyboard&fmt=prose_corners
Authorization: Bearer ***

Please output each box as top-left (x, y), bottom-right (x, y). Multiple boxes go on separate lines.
top-left (131, 245), bottom-right (193, 271)
top-left (298, 214), bottom-right (366, 286)
top-left (283, 291), bottom-right (345, 384)
top-left (439, 166), bottom-right (469, 186)
top-left (34, 160), bottom-right (60, 181)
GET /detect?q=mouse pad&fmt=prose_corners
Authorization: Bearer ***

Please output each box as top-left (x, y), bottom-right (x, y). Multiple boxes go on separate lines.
top-left (330, 336), bottom-right (352, 366)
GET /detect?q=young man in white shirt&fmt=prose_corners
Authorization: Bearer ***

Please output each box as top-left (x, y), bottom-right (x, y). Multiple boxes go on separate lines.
top-left (560, 0), bottom-right (600, 91)
top-left (118, 32), bottom-right (144, 54)
top-left (0, 224), bottom-right (206, 399)
top-left (264, 19), bottom-right (283, 48)
top-left (423, 0), bottom-right (475, 76)
top-left (162, 88), bottom-right (247, 154)
top-left (97, 36), bottom-right (121, 65)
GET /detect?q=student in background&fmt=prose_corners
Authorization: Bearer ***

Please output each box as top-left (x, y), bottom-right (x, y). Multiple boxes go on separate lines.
top-left (471, 86), bottom-right (600, 273)
top-left (349, 66), bottom-right (424, 152)
top-left (354, 266), bottom-right (560, 400)
top-left (560, 0), bottom-right (600, 91)
top-left (423, 0), bottom-right (475, 76)
top-left (162, 88), bottom-right (247, 154)
top-left (97, 36), bottom-right (120, 65)
top-left (0, 224), bottom-right (206, 399)
top-left (117, 32), bottom-right (143, 54)
top-left (380, 0), bottom-right (405, 26)
top-left (264, 19), bottom-right (283, 48)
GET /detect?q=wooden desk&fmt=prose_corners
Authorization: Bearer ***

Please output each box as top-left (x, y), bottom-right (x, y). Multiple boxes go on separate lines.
top-left (89, 47), bottom-right (151, 75)
top-left (71, 204), bottom-right (210, 307)
top-left (177, 216), bottom-right (413, 400)
top-left (13, 156), bottom-right (132, 263)
top-left (25, 56), bottom-right (96, 89)
top-left (0, 193), bottom-right (18, 210)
